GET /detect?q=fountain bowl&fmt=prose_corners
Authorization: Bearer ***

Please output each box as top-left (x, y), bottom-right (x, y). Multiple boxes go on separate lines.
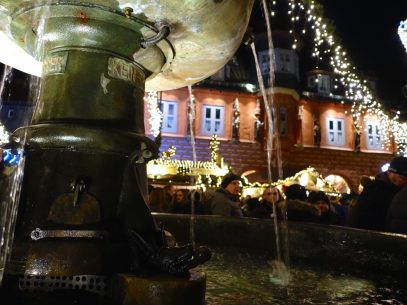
top-left (153, 213), bottom-right (407, 304)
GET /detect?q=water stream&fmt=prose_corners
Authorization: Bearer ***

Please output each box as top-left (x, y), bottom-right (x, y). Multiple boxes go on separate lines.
top-left (249, 0), bottom-right (291, 281)
top-left (187, 84), bottom-right (197, 249)
top-left (0, 6), bottom-right (48, 286)
top-left (0, 66), bottom-right (27, 285)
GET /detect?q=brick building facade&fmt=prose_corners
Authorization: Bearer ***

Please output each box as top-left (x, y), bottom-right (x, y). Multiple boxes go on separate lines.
top-left (146, 84), bottom-right (395, 193)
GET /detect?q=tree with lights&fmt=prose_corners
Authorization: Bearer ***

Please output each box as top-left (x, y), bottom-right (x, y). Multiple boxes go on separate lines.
top-left (0, 122), bottom-right (9, 145)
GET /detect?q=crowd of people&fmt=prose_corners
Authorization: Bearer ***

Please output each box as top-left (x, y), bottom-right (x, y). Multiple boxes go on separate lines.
top-left (148, 156), bottom-right (407, 235)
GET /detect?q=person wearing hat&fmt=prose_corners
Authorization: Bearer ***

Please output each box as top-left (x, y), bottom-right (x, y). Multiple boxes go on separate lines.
top-left (280, 184), bottom-right (320, 222)
top-left (208, 173), bottom-right (243, 217)
top-left (308, 191), bottom-right (344, 225)
top-left (348, 156), bottom-right (407, 231)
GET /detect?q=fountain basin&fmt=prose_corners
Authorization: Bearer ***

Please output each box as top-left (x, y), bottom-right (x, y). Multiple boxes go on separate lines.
top-left (154, 213), bottom-right (407, 304)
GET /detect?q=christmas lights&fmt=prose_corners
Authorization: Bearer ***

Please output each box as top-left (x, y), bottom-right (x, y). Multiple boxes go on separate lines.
top-left (278, 0), bottom-right (406, 154)
top-left (145, 91), bottom-right (162, 138)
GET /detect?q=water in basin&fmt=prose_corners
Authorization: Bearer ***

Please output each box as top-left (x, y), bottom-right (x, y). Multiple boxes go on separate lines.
top-left (196, 245), bottom-right (406, 305)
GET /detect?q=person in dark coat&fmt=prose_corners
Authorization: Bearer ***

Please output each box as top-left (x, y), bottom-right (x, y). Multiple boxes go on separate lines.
top-left (281, 184), bottom-right (320, 222)
top-left (348, 156), bottom-right (407, 231)
top-left (308, 191), bottom-right (344, 225)
top-left (386, 187), bottom-right (407, 234)
top-left (242, 197), bottom-right (261, 217)
top-left (172, 189), bottom-right (191, 214)
top-left (245, 187), bottom-right (283, 219)
top-left (208, 173), bottom-right (243, 217)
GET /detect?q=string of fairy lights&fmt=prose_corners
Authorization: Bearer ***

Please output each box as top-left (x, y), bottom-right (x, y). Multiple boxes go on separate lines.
top-left (147, 135), bottom-right (229, 186)
top-left (145, 91), bottom-right (162, 138)
top-left (270, 0), bottom-right (407, 155)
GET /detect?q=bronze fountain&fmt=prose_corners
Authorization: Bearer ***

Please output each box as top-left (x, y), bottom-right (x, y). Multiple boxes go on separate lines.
top-left (0, 0), bottom-right (255, 304)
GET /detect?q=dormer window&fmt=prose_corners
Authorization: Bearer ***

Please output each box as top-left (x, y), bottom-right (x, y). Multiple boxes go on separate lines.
top-left (258, 50), bottom-right (270, 76)
top-left (307, 74), bottom-right (332, 95)
top-left (274, 48), bottom-right (299, 78)
top-left (258, 48), bottom-right (299, 78)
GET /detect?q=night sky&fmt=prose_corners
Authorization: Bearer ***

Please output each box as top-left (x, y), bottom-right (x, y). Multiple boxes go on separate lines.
top-left (319, 0), bottom-right (407, 109)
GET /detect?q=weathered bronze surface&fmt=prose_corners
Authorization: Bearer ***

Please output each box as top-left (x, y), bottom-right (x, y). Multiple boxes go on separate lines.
top-left (0, 0), bottom-right (255, 91)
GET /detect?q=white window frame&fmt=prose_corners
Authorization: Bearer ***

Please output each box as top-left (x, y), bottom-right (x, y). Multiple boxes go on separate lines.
top-left (326, 118), bottom-right (345, 146)
top-left (365, 121), bottom-right (383, 150)
top-left (201, 105), bottom-right (224, 136)
top-left (160, 100), bottom-right (178, 133)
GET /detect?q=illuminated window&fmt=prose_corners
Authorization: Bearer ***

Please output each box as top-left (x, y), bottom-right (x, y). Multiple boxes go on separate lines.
top-left (160, 101), bottom-right (177, 133)
top-left (326, 118), bottom-right (345, 146)
top-left (202, 105), bottom-right (224, 136)
top-left (365, 122), bottom-right (383, 149)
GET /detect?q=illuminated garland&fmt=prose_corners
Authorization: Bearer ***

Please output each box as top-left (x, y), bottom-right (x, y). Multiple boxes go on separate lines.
top-left (147, 157), bottom-right (229, 181)
top-left (242, 167), bottom-right (339, 198)
top-left (145, 91), bottom-right (162, 138)
top-left (147, 140), bottom-right (229, 184)
top-left (269, 0), bottom-right (406, 154)
top-left (161, 145), bottom-right (176, 160)
top-left (209, 134), bottom-right (220, 163)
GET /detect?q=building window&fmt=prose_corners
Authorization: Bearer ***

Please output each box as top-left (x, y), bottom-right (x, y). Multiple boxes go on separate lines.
top-left (202, 105), bottom-right (224, 136)
top-left (258, 50), bottom-right (270, 76)
top-left (307, 74), bottom-right (332, 95)
top-left (279, 107), bottom-right (287, 136)
top-left (326, 118), bottom-right (345, 146)
top-left (7, 109), bottom-right (14, 118)
top-left (160, 101), bottom-right (177, 133)
top-left (274, 48), bottom-right (299, 78)
top-left (366, 122), bottom-right (383, 149)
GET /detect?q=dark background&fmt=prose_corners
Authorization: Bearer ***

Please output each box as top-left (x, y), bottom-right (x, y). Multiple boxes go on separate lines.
top-left (320, 0), bottom-right (407, 109)
top-left (250, 0), bottom-right (407, 111)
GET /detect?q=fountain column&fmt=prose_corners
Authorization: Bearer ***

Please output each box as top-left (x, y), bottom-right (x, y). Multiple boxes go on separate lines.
top-left (7, 2), bottom-right (164, 276)
top-left (0, 0), bottom-right (255, 303)
top-left (1, 4), bottom-right (209, 304)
